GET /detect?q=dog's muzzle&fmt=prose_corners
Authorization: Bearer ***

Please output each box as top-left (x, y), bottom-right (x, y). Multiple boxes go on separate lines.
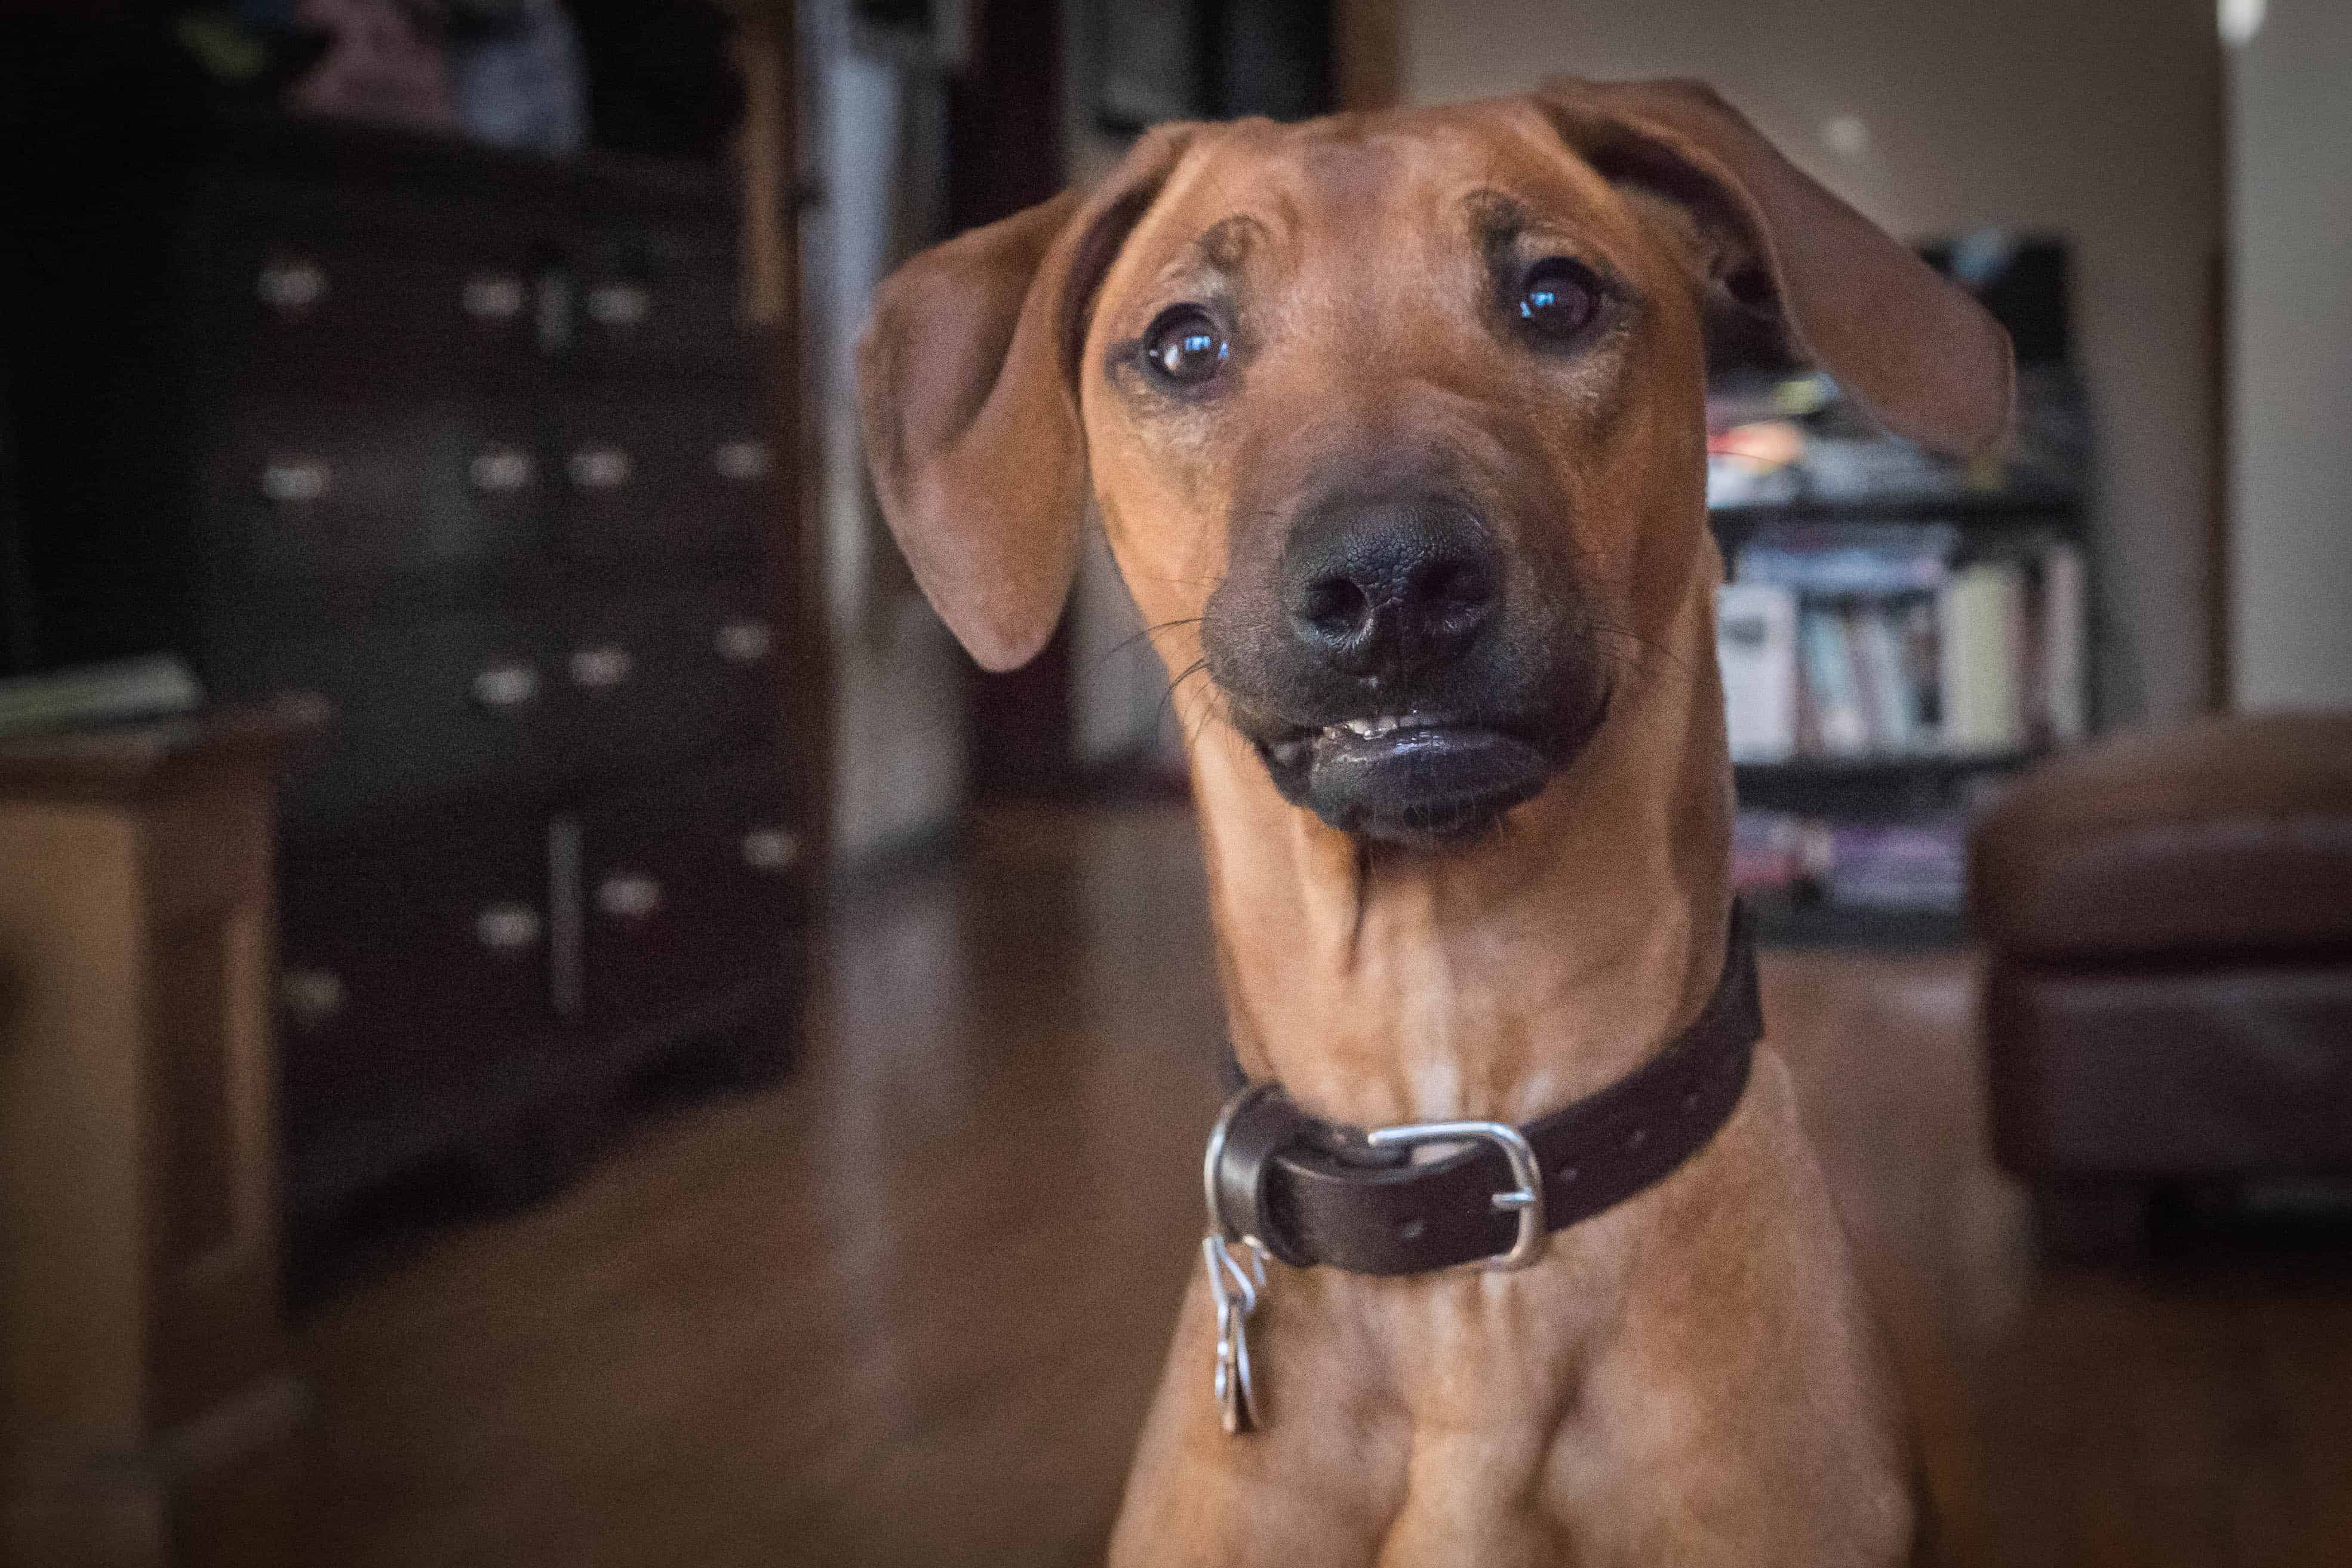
top-left (1207, 492), bottom-right (1603, 843)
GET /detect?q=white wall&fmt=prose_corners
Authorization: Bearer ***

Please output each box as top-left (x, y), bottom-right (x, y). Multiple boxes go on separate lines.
top-left (2228, 0), bottom-right (2352, 712)
top-left (1403, 0), bottom-right (2224, 726)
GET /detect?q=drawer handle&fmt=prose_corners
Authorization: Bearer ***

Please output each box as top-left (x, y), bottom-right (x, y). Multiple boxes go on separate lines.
top-left (472, 661), bottom-right (541, 709)
top-left (742, 827), bottom-right (800, 872)
top-left (595, 873), bottom-right (663, 920)
top-left (260, 457), bottom-right (331, 503)
top-left (470, 446), bottom-right (536, 492)
top-left (713, 440), bottom-right (771, 481)
top-left (586, 281), bottom-right (651, 328)
top-left (569, 644), bottom-right (634, 689)
top-left (462, 272), bottom-right (527, 321)
top-left (280, 967), bottom-right (346, 1027)
top-left (280, 688), bottom-right (337, 726)
top-left (714, 619), bottom-right (772, 664)
top-left (475, 903), bottom-right (543, 951)
top-left (568, 447), bottom-right (632, 490)
top-left (258, 256), bottom-right (328, 312)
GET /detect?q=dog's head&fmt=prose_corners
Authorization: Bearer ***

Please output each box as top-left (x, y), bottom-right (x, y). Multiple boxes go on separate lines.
top-left (859, 80), bottom-right (2011, 846)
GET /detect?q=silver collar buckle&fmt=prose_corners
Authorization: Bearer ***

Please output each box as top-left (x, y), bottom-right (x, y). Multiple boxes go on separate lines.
top-left (1363, 1117), bottom-right (1550, 1271)
top-left (1197, 1094), bottom-right (1553, 1439)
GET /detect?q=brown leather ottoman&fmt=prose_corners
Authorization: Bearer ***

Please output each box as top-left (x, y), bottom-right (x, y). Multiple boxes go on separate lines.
top-left (1970, 714), bottom-right (2352, 1252)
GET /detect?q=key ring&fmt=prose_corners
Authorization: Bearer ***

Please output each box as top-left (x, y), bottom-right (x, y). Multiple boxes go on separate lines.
top-left (1201, 1083), bottom-right (1277, 1434)
top-left (1202, 1232), bottom-right (1264, 1433)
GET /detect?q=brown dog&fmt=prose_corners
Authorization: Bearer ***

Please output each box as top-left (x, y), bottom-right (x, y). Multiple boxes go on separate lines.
top-left (859, 79), bottom-right (2010, 1567)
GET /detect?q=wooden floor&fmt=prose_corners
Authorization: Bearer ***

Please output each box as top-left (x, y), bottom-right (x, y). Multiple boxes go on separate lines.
top-left (296, 803), bottom-right (2352, 1567)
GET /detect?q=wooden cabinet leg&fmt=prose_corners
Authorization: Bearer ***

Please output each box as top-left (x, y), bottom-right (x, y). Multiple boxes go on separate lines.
top-left (2, 713), bottom-right (316, 1568)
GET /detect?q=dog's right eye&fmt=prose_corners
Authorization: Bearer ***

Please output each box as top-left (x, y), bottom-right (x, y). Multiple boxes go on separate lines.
top-left (1515, 258), bottom-right (1601, 343)
top-left (1142, 306), bottom-right (1228, 386)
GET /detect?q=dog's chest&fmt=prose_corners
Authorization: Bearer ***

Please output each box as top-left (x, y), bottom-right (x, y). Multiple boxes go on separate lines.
top-left (1111, 1084), bottom-right (1915, 1567)
top-left (1119, 1280), bottom-right (1900, 1568)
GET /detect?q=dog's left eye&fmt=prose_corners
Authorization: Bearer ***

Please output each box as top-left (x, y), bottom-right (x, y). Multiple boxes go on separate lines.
top-left (1142, 306), bottom-right (1228, 386)
top-left (1515, 259), bottom-right (1601, 342)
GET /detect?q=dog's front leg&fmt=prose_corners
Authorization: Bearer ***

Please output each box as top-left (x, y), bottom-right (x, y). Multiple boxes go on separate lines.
top-left (1109, 1275), bottom-right (1403, 1568)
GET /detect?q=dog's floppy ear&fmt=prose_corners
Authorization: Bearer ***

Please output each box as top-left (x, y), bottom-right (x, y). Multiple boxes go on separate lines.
top-left (1535, 77), bottom-right (2013, 459)
top-left (856, 125), bottom-right (1195, 671)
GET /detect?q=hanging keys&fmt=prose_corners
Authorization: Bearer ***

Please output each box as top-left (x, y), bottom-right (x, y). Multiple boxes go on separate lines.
top-left (1202, 1232), bottom-right (1266, 1434)
top-left (1202, 1082), bottom-right (1279, 1435)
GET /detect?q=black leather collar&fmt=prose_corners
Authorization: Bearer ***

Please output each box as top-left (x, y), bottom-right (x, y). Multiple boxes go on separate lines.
top-left (1209, 902), bottom-right (1761, 1275)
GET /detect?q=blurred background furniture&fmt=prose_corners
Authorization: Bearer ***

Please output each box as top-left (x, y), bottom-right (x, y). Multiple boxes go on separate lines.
top-left (0, 709), bottom-right (312, 1568)
top-left (1973, 713), bottom-right (2352, 1252)
top-left (4, 21), bottom-right (817, 1276)
top-left (1710, 236), bottom-right (2096, 946)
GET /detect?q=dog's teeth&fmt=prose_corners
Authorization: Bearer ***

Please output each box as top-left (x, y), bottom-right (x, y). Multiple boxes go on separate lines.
top-left (1272, 737), bottom-right (1309, 765)
top-left (1309, 714), bottom-right (1456, 746)
top-left (1329, 714), bottom-right (1424, 740)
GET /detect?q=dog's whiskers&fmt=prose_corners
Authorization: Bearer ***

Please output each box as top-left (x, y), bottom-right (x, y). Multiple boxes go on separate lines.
top-left (1087, 616), bottom-right (1206, 680)
top-left (1155, 657), bottom-right (1223, 742)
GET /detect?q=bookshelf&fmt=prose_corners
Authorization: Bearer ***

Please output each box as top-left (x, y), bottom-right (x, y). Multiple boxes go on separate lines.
top-left (1710, 496), bottom-right (2078, 532)
top-left (1708, 253), bottom-right (2091, 946)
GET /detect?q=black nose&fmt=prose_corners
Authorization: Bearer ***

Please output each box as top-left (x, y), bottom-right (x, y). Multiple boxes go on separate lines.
top-left (1281, 499), bottom-right (1499, 678)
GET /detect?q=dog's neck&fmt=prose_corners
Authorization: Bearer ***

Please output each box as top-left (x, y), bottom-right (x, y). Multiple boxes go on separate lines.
top-left (1185, 572), bottom-right (1733, 1132)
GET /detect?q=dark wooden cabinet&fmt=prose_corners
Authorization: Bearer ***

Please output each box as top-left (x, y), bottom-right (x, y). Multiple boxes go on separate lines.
top-left (575, 765), bottom-right (808, 1029)
top-left (200, 397), bottom-right (553, 579)
top-left (8, 114), bottom-right (812, 1247)
top-left (552, 387), bottom-right (777, 561)
top-left (278, 823), bottom-right (558, 1106)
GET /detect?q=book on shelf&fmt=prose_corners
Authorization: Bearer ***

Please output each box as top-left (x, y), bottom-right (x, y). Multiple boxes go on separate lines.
top-left (1938, 561), bottom-right (2027, 752)
top-left (1826, 817), bottom-right (1968, 912)
top-left (1732, 810), bottom-right (1832, 899)
top-left (2039, 540), bottom-right (2088, 743)
top-left (1716, 582), bottom-right (1798, 762)
top-left (1734, 809), bottom-right (1967, 915)
top-left (1847, 604), bottom-right (1922, 754)
top-left (1733, 522), bottom-right (1960, 594)
top-left (1798, 606), bottom-right (1871, 756)
top-left (1717, 525), bottom-right (2086, 764)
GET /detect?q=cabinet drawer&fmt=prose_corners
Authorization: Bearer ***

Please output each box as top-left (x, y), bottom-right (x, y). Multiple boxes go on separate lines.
top-left (277, 829), bottom-right (553, 1106)
top-left (553, 586), bottom-right (781, 776)
top-left (574, 773), bottom-right (805, 1028)
top-left (202, 398), bottom-right (546, 581)
top-left (551, 392), bottom-right (777, 562)
top-left (214, 614), bottom-right (559, 827)
top-left (186, 177), bottom-right (548, 388)
top-left (569, 217), bottom-right (751, 374)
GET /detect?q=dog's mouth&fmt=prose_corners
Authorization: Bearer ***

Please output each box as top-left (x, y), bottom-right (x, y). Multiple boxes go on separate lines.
top-left (1249, 710), bottom-right (1560, 843)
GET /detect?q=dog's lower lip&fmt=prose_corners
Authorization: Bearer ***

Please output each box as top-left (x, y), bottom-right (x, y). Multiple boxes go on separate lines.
top-left (1253, 716), bottom-right (1556, 842)
top-left (1305, 720), bottom-right (1526, 775)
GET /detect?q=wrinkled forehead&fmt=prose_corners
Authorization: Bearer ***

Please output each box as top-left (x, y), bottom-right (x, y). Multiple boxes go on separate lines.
top-left (1105, 103), bottom-right (1650, 307)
